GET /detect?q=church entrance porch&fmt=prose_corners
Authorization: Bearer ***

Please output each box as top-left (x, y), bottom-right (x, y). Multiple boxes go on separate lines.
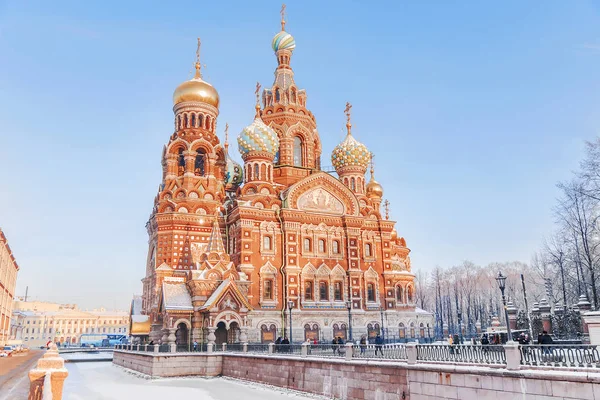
top-left (214, 320), bottom-right (242, 344)
top-left (215, 321), bottom-right (227, 345)
top-left (176, 322), bottom-right (189, 348)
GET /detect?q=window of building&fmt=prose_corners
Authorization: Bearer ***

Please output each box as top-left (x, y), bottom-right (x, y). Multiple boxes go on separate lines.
top-left (332, 240), bottom-right (340, 254)
top-left (293, 137), bottom-right (303, 167)
top-left (303, 238), bottom-right (312, 252)
top-left (264, 280), bottom-right (273, 300)
top-left (334, 281), bottom-right (343, 301)
top-left (365, 243), bottom-right (372, 257)
top-left (319, 282), bottom-right (328, 301)
top-left (254, 164), bottom-right (260, 180)
top-left (396, 286), bottom-right (404, 303)
top-left (367, 283), bottom-right (376, 302)
top-left (194, 150), bottom-right (205, 176)
top-left (318, 239), bottom-right (326, 253)
top-left (407, 286), bottom-right (413, 303)
top-left (263, 235), bottom-right (272, 251)
top-left (177, 149), bottom-right (185, 176)
top-left (305, 281), bottom-right (314, 301)
top-left (351, 177), bottom-right (356, 191)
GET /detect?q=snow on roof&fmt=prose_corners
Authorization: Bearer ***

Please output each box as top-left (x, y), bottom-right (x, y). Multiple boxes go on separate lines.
top-left (162, 282), bottom-right (193, 311)
top-left (415, 307), bottom-right (433, 315)
top-left (201, 279), bottom-right (230, 310)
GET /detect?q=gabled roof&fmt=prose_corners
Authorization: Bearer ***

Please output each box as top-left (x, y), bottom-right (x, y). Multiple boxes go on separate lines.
top-left (162, 282), bottom-right (193, 311)
top-left (200, 279), bottom-right (253, 311)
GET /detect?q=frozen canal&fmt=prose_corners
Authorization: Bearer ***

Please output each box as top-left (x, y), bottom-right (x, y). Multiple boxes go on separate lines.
top-left (64, 361), bottom-right (322, 400)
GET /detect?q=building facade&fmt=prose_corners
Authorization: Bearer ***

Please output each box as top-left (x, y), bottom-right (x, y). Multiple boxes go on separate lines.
top-left (10, 301), bottom-right (129, 348)
top-left (0, 228), bottom-right (19, 344)
top-left (138, 11), bottom-right (433, 345)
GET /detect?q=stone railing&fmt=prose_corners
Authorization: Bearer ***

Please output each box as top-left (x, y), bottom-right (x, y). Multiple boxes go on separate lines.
top-left (28, 343), bottom-right (69, 400)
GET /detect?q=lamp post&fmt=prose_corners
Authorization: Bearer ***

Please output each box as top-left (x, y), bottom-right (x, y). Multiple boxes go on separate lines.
top-left (379, 304), bottom-right (385, 343)
top-left (495, 271), bottom-right (513, 342)
top-left (287, 301), bottom-right (294, 343)
top-left (427, 323), bottom-right (431, 343)
top-left (346, 300), bottom-right (353, 342)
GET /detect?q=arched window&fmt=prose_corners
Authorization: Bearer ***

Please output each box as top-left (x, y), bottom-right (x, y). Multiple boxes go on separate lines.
top-left (264, 280), bottom-right (273, 300)
top-left (351, 177), bottom-right (356, 191)
top-left (303, 238), bottom-right (312, 252)
top-left (275, 89), bottom-right (281, 102)
top-left (332, 240), bottom-right (340, 254)
top-left (334, 281), bottom-right (343, 301)
top-left (407, 286), bottom-right (414, 303)
top-left (396, 286), bottom-right (404, 303)
top-left (177, 149), bottom-right (185, 176)
top-left (367, 283), bottom-right (375, 302)
top-left (305, 281), bottom-right (314, 301)
top-left (194, 150), bottom-right (205, 176)
top-left (263, 236), bottom-right (272, 251)
top-left (293, 137), bottom-right (303, 166)
top-left (318, 239), bottom-right (326, 253)
top-left (291, 88), bottom-right (297, 103)
top-left (365, 243), bottom-right (372, 257)
top-left (184, 114), bottom-right (188, 128)
top-left (198, 114), bottom-right (204, 128)
top-left (177, 115), bottom-right (181, 129)
top-left (319, 281), bottom-right (328, 301)
top-left (191, 114), bottom-right (196, 127)
top-left (410, 323), bottom-right (415, 338)
top-left (254, 164), bottom-right (259, 180)
top-left (399, 323), bottom-right (406, 339)
top-left (419, 323), bottom-right (425, 338)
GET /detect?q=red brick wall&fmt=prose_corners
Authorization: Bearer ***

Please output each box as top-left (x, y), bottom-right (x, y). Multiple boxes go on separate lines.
top-left (221, 355), bottom-right (409, 400)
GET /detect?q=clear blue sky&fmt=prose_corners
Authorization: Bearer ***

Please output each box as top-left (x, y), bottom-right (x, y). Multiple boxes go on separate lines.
top-left (0, 1), bottom-right (598, 310)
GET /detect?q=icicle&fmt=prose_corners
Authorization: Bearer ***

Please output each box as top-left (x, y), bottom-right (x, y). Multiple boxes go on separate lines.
top-left (42, 371), bottom-right (53, 400)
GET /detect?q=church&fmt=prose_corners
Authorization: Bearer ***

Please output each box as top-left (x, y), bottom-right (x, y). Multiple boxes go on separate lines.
top-left (134, 8), bottom-right (433, 345)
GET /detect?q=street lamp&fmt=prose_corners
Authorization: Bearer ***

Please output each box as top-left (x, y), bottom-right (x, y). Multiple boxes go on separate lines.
top-left (426, 323), bottom-right (431, 343)
top-left (287, 301), bottom-right (294, 344)
top-left (346, 300), bottom-right (353, 342)
top-left (495, 271), bottom-right (513, 342)
top-left (379, 304), bottom-right (385, 343)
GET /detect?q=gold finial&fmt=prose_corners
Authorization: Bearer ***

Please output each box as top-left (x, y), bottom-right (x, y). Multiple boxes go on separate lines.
top-left (280, 4), bottom-right (287, 31)
top-left (195, 38), bottom-right (202, 79)
top-left (255, 82), bottom-right (262, 118)
top-left (384, 199), bottom-right (390, 220)
top-left (370, 152), bottom-right (375, 178)
top-left (224, 122), bottom-right (229, 151)
top-left (344, 102), bottom-right (352, 135)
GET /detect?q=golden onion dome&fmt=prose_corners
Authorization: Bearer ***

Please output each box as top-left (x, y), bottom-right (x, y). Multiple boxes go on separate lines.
top-left (366, 178), bottom-right (383, 199)
top-left (173, 64), bottom-right (219, 108)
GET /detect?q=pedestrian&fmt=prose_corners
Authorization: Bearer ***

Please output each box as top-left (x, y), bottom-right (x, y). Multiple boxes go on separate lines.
top-left (539, 330), bottom-right (553, 358)
top-left (374, 333), bottom-right (384, 356)
top-left (448, 334), bottom-right (454, 354)
top-left (337, 336), bottom-right (345, 356)
top-left (331, 337), bottom-right (338, 354)
top-left (360, 335), bottom-right (367, 355)
top-left (275, 336), bottom-right (282, 353)
top-left (281, 336), bottom-right (290, 353)
top-left (193, 340), bottom-right (198, 351)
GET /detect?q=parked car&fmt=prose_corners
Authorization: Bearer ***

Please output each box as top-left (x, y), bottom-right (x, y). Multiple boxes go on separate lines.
top-left (2, 346), bottom-right (14, 356)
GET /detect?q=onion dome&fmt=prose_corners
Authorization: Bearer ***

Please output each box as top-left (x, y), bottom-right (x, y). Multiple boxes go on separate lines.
top-left (366, 161), bottom-right (383, 199)
top-left (331, 130), bottom-right (371, 170)
top-left (237, 107), bottom-right (279, 160)
top-left (391, 229), bottom-right (398, 241)
top-left (173, 67), bottom-right (219, 108)
top-left (272, 31), bottom-right (296, 52)
top-left (332, 102), bottom-right (371, 171)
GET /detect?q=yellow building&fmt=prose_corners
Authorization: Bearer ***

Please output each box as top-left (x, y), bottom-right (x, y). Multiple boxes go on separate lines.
top-left (0, 228), bottom-right (19, 344)
top-left (10, 301), bottom-right (129, 348)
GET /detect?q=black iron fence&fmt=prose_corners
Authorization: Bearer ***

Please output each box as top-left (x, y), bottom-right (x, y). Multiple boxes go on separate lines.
top-left (416, 344), bottom-right (506, 365)
top-left (520, 345), bottom-right (600, 368)
top-left (353, 343), bottom-right (407, 360)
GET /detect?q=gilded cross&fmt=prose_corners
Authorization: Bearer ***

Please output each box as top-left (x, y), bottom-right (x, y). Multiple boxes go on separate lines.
top-left (344, 102), bottom-right (352, 124)
top-left (384, 199), bottom-right (390, 220)
top-left (196, 38), bottom-right (201, 64)
top-left (255, 82), bottom-right (261, 104)
top-left (280, 4), bottom-right (287, 30)
top-left (225, 123), bottom-right (229, 142)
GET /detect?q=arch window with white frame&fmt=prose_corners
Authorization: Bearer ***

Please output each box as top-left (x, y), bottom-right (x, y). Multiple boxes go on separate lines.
top-left (332, 240), bottom-right (340, 254)
top-left (318, 239), bottom-right (326, 253)
top-left (396, 286), bottom-right (404, 303)
top-left (263, 235), bottom-right (272, 251)
top-left (334, 281), bottom-right (343, 301)
top-left (365, 243), bottom-right (372, 258)
top-left (367, 283), bottom-right (376, 302)
top-left (304, 280), bottom-right (314, 301)
top-left (264, 279), bottom-right (273, 300)
top-left (293, 137), bottom-right (303, 167)
top-left (319, 281), bottom-right (329, 301)
top-left (303, 238), bottom-right (312, 252)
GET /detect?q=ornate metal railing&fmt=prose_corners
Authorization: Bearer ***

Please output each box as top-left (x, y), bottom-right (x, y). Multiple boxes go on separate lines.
top-left (158, 344), bottom-right (170, 353)
top-left (416, 344), bottom-right (506, 365)
top-left (245, 344), bottom-right (270, 354)
top-left (520, 345), bottom-right (600, 368)
top-left (305, 344), bottom-right (347, 358)
top-left (272, 344), bottom-right (303, 355)
top-left (226, 343), bottom-right (244, 352)
top-left (353, 343), bottom-right (407, 360)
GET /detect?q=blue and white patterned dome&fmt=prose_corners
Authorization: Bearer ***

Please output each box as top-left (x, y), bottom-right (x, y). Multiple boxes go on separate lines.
top-left (331, 133), bottom-right (371, 171)
top-left (237, 117), bottom-right (280, 158)
top-left (272, 31), bottom-right (296, 52)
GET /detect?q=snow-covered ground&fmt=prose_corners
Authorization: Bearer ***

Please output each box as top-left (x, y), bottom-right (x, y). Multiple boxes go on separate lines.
top-left (64, 362), bottom-right (325, 400)
top-left (61, 352), bottom-right (113, 361)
